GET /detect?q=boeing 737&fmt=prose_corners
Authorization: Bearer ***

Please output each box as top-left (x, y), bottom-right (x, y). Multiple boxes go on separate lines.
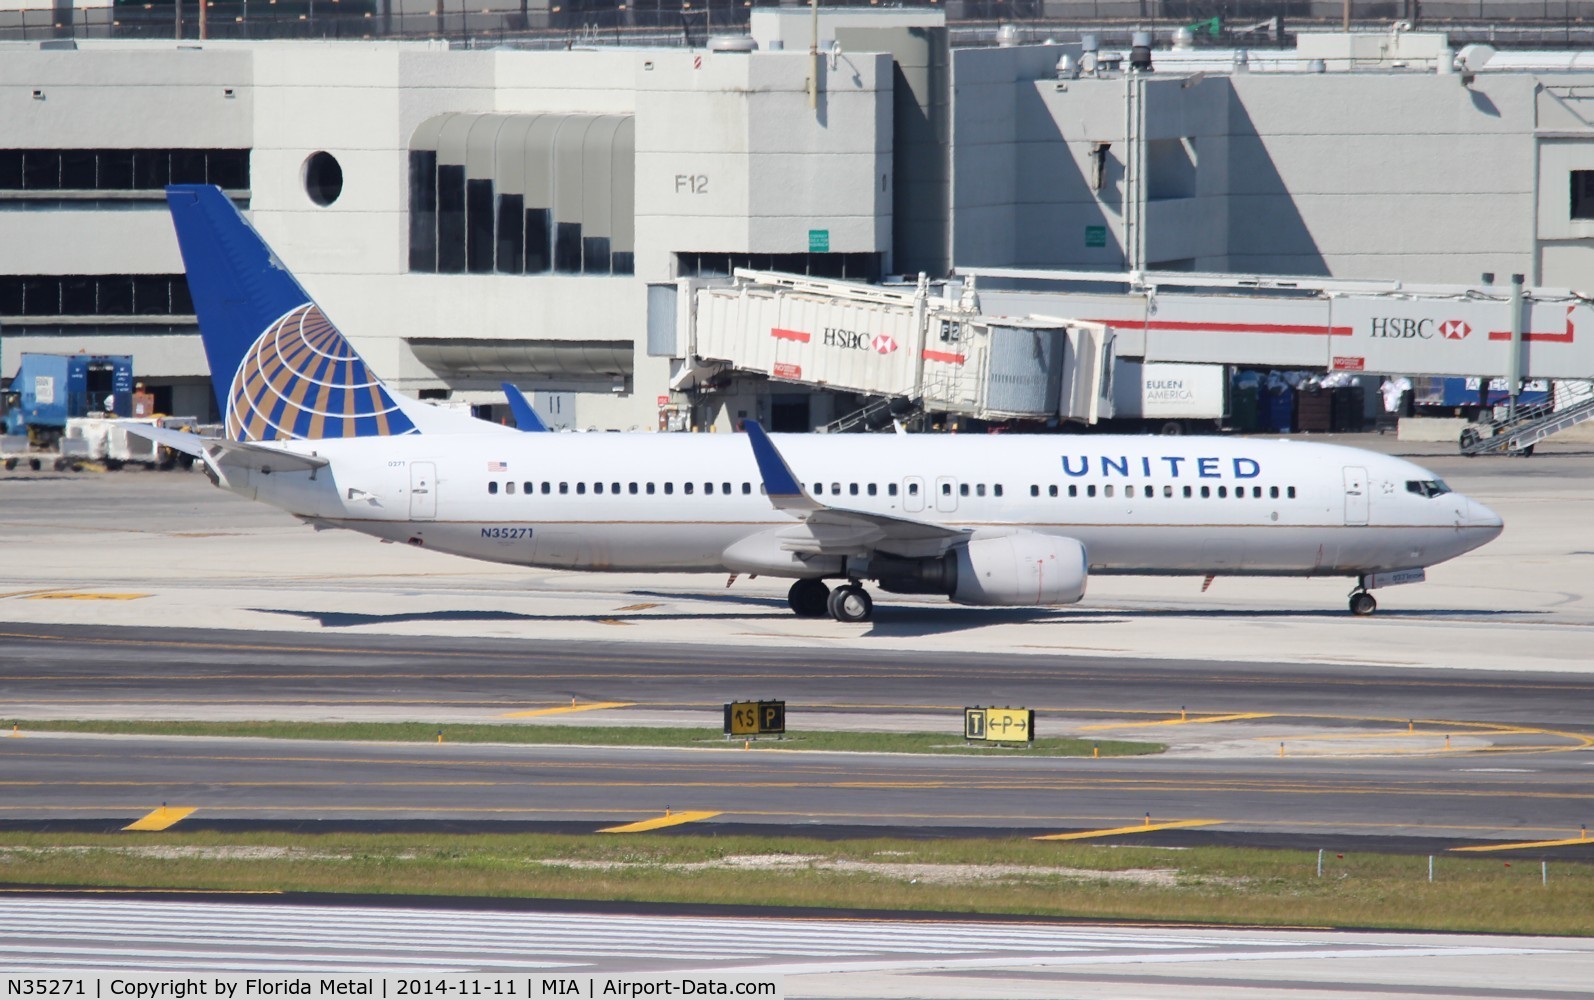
top-left (134, 185), bottom-right (1504, 622)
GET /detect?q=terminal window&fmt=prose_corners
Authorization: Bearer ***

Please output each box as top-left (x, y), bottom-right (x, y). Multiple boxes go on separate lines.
top-left (408, 113), bottom-right (634, 277)
top-left (1573, 171), bottom-right (1594, 220)
top-left (0, 274), bottom-right (193, 317)
top-left (0, 149), bottom-right (249, 193)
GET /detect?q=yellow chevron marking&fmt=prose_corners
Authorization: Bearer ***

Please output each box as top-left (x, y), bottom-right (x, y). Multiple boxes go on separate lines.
top-left (599, 811), bottom-right (721, 834)
top-left (123, 806), bottom-right (197, 831)
top-left (1080, 713), bottom-right (1272, 731)
top-left (499, 702), bottom-right (634, 718)
top-left (1450, 836), bottom-right (1594, 853)
top-left (1033, 819), bottom-right (1223, 841)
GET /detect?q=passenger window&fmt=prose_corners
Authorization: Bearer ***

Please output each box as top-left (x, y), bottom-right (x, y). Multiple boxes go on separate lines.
top-left (523, 482), bottom-right (532, 494)
top-left (577, 483), bottom-right (587, 495)
top-left (1200, 486), bottom-right (1210, 498)
top-left (813, 483), bottom-right (823, 495)
top-left (1287, 486), bottom-right (1297, 499)
top-left (1030, 485), bottom-right (1039, 497)
top-left (1163, 485), bottom-right (1173, 498)
top-left (542, 482), bottom-right (551, 495)
top-left (629, 483), bottom-right (639, 495)
top-left (645, 483), bottom-right (654, 495)
top-left (976, 484), bottom-right (986, 498)
top-left (850, 483), bottom-right (859, 496)
top-left (904, 483), bottom-right (914, 495)
top-left (1183, 485), bottom-right (1192, 498)
top-left (831, 482), bottom-right (841, 494)
top-left (685, 483), bottom-right (695, 494)
top-left (960, 484), bottom-right (970, 497)
top-left (1218, 486), bottom-right (1227, 498)
top-left (888, 483), bottom-right (897, 496)
top-left (705, 483), bottom-right (714, 495)
top-left (994, 484), bottom-right (1004, 497)
top-left (560, 482), bottom-right (569, 494)
top-left (1086, 484), bottom-right (1096, 497)
top-left (1068, 485), bottom-right (1077, 498)
top-left (743, 483), bottom-right (752, 495)
top-left (722, 482), bottom-right (731, 495)
top-left (594, 483), bottom-right (604, 494)
top-left (506, 482), bottom-right (516, 495)
top-left (664, 483), bottom-right (673, 495)
top-left (1270, 486), bottom-right (1279, 499)
top-left (1104, 485), bottom-right (1114, 498)
top-left (867, 483), bottom-right (878, 496)
top-left (488, 481), bottom-right (498, 495)
top-left (1252, 486), bottom-right (1262, 499)
top-left (1049, 485), bottom-right (1059, 498)
top-left (1146, 483), bottom-right (1155, 497)
top-left (615, 482), bottom-right (623, 494)
top-left (1125, 485), bottom-right (1135, 498)
top-left (941, 483), bottom-right (951, 495)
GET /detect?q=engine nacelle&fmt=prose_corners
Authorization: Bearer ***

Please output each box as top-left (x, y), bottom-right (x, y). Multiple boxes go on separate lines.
top-left (873, 533), bottom-right (1088, 607)
top-left (953, 534), bottom-right (1088, 606)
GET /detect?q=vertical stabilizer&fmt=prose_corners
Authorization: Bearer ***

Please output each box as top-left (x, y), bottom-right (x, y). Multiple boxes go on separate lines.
top-left (166, 184), bottom-right (420, 441)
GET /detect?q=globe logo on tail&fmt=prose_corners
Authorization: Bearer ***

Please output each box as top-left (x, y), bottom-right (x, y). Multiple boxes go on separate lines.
top-left (226, 303), bottom-right (417, 441)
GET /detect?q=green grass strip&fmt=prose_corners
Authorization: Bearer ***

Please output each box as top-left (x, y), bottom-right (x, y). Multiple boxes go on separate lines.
top-left (1, 830), bottom-right (1589, 935)
top-left (7, 720), bottom-right (1161, 756)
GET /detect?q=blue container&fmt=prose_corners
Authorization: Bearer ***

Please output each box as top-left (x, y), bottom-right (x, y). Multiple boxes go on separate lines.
top-left (11, 353), bottom-right (134, 429)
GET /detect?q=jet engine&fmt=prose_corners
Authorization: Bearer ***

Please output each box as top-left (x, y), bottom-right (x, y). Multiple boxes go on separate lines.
top-left (873, 533), bottom-right (1088, 607)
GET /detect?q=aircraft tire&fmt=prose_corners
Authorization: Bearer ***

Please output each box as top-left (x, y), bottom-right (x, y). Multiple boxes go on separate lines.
top-left (1349, 592), bottom-right (1377, 616)
top-left (827, 584), bottom-right (873, 623)
top-left (787, 578), bottom-right (831, 618)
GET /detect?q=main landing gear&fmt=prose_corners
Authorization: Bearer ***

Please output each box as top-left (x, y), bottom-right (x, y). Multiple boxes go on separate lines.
top-left (787, 578), bottom-right (875, 623)
top-left (1348, 578), bottom-right (1377, 617)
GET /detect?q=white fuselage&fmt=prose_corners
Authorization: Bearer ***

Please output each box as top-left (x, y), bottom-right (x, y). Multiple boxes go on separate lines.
top-left (216, 432), bottom-right (1502, 580)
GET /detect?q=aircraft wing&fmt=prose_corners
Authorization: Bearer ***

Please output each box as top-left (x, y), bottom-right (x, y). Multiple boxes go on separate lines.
top-left (742, 421), bottom-right (969, 557)
top-left (122, 423), bottom-right (329, 473)
top-left (501, 382), bottom-right (550, 432)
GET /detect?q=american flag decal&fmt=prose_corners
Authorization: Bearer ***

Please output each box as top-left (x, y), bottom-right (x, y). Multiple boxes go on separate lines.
top-left (488, 461), bottom-right (508, 472)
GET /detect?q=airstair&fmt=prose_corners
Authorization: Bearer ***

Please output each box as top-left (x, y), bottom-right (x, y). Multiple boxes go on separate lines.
top-left (1460, 380), bottom-right (1594, 456)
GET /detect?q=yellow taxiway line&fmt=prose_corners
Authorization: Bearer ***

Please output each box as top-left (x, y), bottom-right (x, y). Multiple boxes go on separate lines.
top-left (1450, 836), bottom-right (1594, 853)
top-left (122, 806), bottom-right (197, 831)
top-left (598, 811), bottom-right (721, 834)
top-left (24, 592), bottom-right (151, 601)
top-left (1033, 819), bottom-right (1224, 841)
top-left (1080, 713), bottom-right (1272, 731)
top-left (500, 702), bottom-right (634, 718)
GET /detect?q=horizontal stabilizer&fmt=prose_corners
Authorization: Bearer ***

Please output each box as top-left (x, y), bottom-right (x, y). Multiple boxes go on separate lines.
top-left (122, 423), bottom-right (329, 473)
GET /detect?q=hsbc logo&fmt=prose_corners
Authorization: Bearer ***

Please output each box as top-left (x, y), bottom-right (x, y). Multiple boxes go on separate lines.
top-left (871, 334), bottom-right (898, 355)
top-left (1369, 318), bottom-right (1474, 341)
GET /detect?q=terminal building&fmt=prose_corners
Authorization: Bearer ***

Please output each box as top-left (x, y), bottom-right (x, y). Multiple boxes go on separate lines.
top-left (2, 12), bottom-right (1593, 431)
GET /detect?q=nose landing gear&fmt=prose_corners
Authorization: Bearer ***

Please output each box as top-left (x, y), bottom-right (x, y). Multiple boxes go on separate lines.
top-left (1348, 580), bottom-right (1377, 617)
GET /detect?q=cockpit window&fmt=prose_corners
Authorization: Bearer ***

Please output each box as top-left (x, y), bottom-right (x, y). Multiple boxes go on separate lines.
top-left (1406, 479), bottom-right (1452, 498)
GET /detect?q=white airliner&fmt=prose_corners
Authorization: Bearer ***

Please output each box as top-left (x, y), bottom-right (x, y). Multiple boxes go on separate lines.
top-left (136, 186), bottom-right (1503, 622)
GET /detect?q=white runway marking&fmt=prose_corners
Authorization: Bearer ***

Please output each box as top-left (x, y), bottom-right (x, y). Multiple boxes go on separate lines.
top-left (0, 898), bottom-right (1565, 974)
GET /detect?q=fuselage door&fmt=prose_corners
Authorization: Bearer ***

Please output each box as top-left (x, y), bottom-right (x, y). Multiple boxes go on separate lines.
top-left (935, 476), bottom-right (959, 513)
top-left (1343, 466), bottom-right (1369, 526)
top-left (903, 476), bottom-right (925, 513)
top-left (411, 462), bottom-right (437, 520)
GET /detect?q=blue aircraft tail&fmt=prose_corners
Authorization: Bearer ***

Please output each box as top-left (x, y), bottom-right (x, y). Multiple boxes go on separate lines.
top-left (166, 184), bottom-right (417, 442)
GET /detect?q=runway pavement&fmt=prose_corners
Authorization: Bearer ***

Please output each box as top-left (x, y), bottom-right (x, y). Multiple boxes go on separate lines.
top-left (4, 895), bottom-right (1592, 999)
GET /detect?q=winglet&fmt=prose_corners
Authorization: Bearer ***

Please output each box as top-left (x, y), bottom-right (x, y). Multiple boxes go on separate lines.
top-left (743, 421), bottom-right (820, 512)
top-left (501, 382), bottom-right (550, 432)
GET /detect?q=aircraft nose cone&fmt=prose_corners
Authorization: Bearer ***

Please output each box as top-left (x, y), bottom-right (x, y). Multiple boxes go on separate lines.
top-left (1464, 497), bottom-right (1504, 540)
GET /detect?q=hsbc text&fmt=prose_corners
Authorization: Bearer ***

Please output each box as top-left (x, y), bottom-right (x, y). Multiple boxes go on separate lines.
top-left (1369, 318), bottom-right (1435, 339)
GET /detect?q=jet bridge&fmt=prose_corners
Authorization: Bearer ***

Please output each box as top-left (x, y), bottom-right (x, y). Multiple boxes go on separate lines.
top-left (679, 270), bottom-right (1111, 425)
